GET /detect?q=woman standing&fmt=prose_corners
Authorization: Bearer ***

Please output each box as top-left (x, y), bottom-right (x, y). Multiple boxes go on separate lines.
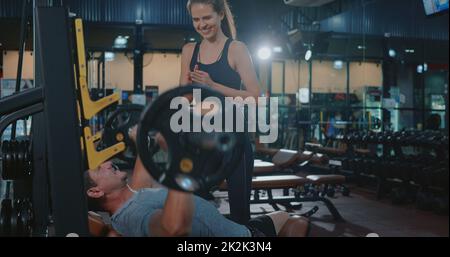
top-left (180, 0), bottom-right (261, 225)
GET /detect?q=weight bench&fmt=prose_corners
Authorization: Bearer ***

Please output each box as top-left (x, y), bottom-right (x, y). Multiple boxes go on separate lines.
top-left (87, 211), bottom-right (311, 237)
top-left (252, 149), bottom-right (300, 175)
top-left (306, 175), bottom-right (346, 185)
top-left (219, 175), bottom-right (344, 221)
top-left (253, 149), bottom-right (326, 176)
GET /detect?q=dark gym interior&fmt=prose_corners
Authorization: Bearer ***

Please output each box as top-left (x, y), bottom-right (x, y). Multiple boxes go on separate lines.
top-left (0, 0), bottom-right (448, 238)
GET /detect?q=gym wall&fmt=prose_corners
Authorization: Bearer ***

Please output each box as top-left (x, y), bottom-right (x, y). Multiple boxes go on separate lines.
top-left (271, 59), bottom-right (382, 96)
top-left (3, 51), bottom-right (182, 93)
top-left (2, 51), bottom-right (383, 99)
top-left (312, 60), bottom-right (348, 93)
top-left (284, 60), bottom-right (309, 94)
top-left (95, 52), bottom-right (182, 93)
top-left (142, 53), bottom-right (182, 93)
top-left (349, 62), bottom-right (383, 95)
top-left (2, 51), bottom-right (34, 79)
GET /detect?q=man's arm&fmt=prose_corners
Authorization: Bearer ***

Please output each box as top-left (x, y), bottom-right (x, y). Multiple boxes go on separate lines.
top-left (127, 126), bottom-right (194, 236)
top-left (148, 190), bottom-right (194, 236)
top-left (127, 126), bottom-right (156, 189)
top-left (129, 156), bottom-right (155, 190)
top-left (128, 125), bottom-right (170, 189)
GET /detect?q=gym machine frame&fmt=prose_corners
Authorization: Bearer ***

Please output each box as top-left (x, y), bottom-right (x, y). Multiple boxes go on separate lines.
top-left (1, 7), bottom-right (91, 236)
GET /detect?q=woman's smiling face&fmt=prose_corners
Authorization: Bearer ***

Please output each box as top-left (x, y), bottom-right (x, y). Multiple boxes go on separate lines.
top-left (191, 3), bottom-right (224, 40)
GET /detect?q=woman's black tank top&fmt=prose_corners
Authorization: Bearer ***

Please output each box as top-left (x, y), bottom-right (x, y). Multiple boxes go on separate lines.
top-left (189, 38), bottom-right (241, 90)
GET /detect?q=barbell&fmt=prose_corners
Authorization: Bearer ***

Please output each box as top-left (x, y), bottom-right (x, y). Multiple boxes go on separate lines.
top-left (136, 85), bottom-right (246, 193)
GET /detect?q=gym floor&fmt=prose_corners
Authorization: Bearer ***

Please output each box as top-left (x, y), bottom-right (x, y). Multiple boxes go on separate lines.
top-left (213, 187), bottom-right (449, 237)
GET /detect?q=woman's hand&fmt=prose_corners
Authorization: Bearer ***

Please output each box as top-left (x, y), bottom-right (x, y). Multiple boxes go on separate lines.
top-left (155, 133), bottom-right (168, 152)
top-left (128, 125), bottom-right (138, 143)
top-left (189, 70), bottom-right (214, 87)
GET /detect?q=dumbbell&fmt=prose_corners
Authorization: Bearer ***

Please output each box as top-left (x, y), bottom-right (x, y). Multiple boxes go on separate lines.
top-left (416, 191), bottom-right (435, 211)
top-left (390, 187), bottom-right (409, 205)
top-left (430, 168), bottom-right (449, 190)
top-left (10, 200), bottom-right (20, 236)
top-left (341, 186), bottom-right (351, 196)
top-left (432, 195), bottom-right (449, 215)
top-left (375, 131), bottom-right (386, 144)
top-left (367, 131), bottom-right (378, 144)
top-left (16, 198), bottom-right (33, 236)
top-left (2, 140), bottom-right (14, 180)
top-left (0, 199), bottom-right (12, 236)
top-left (402, 130), bottom-right (417, 145)
top-left (326, 186), bottom-right (336, 198)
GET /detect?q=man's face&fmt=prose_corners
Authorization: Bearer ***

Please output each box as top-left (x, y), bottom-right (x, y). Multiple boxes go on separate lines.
top-left (88, 161), bottom-right (128, 197)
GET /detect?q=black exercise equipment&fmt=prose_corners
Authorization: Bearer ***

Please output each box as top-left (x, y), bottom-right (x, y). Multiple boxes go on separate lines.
top-left (0, 199), bottom-right (12, 236)
top-left (137, 85), bottom-right (245, 193)
top-left (1, 139), bottom-right (32, 180)
top-left (322, 129), bottom-right (448, 211)
top-left (0, 197), bottom-right (34, 236)
top-left (16, 198), bottom-right (33, 236)
top-left (100, 104), bottom-right (144, 165)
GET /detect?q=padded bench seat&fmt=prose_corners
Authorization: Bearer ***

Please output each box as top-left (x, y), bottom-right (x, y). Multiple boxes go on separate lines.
top-left (316, 147), bottom-right (347, 156)
top-left (255, 146), bottom-right (280, 156)
top-left (219, 174), bottom-right (346, 191)
top-left (252, 175), bottom-right (309, 189)
top-left (220, 175), bottom-right (308, 190)
top-left (354, 148), bottom-right (371, 155)
top-left (272, 149), bottom-right (300, 167)
top-left (254, 160), bottom-right (276, 174)
top-left (306, 175), bottom-right (346, 184)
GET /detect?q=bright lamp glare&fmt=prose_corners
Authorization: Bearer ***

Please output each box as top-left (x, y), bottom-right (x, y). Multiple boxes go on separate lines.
top-left (105, 52), bottom-right (115, 62)
top-left (333, 60), bottom-right (344, 70)
top-left (388, 49), bottom-right (396, 58)
top-left (304, 50), bottom-right (312, 61)
top-left (273, 46), bottom-right (283, 53)
top-left (258, 47), bottom-right (272, 60)
top-left (417, 65), bottom-right (424, 74)
top-left (114, 35), bottom-right (128, 49)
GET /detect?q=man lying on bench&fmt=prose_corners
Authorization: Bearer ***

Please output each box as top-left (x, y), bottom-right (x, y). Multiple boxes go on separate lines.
top-left (83, 127), bottom-right (309, 237)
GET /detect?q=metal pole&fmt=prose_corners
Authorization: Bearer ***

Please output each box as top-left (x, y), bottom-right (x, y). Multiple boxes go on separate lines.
top-left (11, 0), bottom-right (31, 139)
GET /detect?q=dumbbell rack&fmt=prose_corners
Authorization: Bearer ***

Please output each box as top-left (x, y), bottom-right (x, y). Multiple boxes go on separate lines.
top-left (340, 130), bottom-right (449, 213)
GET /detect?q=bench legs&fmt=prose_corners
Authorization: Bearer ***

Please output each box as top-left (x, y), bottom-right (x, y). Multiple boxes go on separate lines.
top-left (250, 189), bottom-right (344, 222)
top-left (294, 197), bottom-right (344, 221)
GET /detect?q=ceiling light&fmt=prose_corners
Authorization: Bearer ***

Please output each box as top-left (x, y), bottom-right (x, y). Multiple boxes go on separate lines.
top-left (333, 60), bottom-right (344, 69)
top-left (273, 46), bottom-right (283, 53)
top-left (304, 49), bottom-right (312, 61)
top-left (114, 36), bottom-right (129, 49)
top-left (257, 47), bottom-right (272, 60)
top-left (105, 52), bottom-right (115, 62)
top-left (388, 49), bottom-right (396, 58)
top-left (357, 45), bottom-right (367, 50)
top-left (417, 65), bottom-right (424, 74)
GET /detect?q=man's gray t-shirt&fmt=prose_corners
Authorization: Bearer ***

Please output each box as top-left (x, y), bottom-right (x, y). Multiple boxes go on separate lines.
top-left (111, 188), bottom-right (251, 237)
